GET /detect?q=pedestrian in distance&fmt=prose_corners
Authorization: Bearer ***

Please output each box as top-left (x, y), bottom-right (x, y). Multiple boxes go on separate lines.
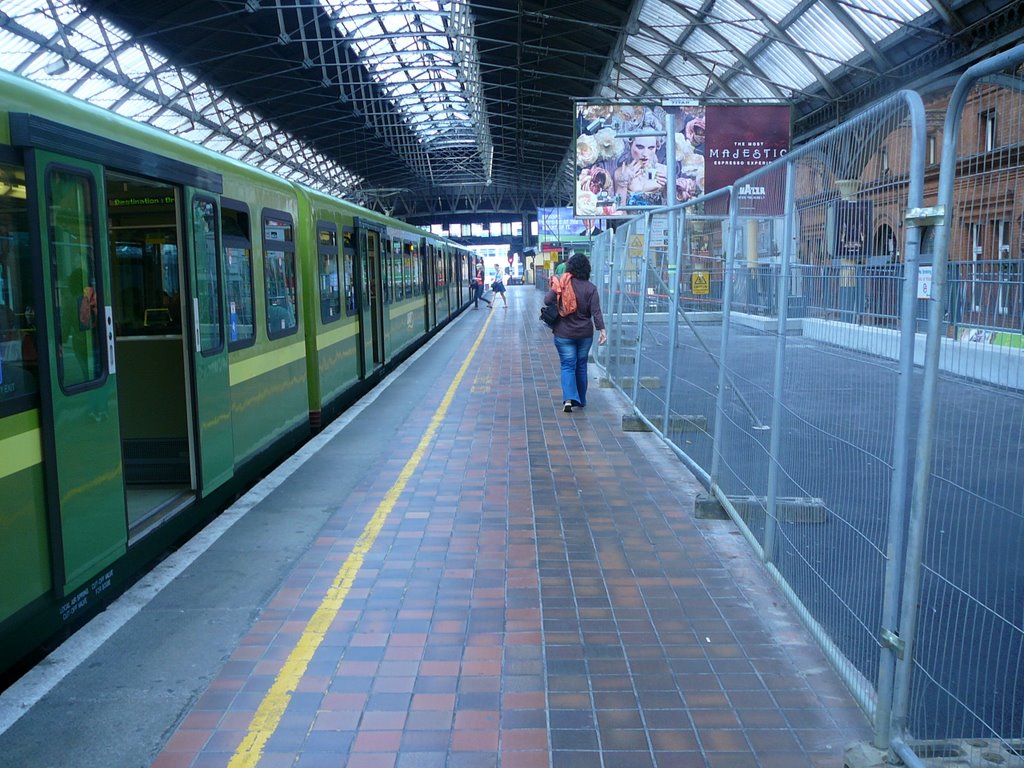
top-left (552, 256), bottom-right (567, 284)
top-left (490, 271), bottom-right (507, 309)
top-left (472, 260), bottom-right (491, 309)
top-left (543, 252), bottom-right (606, 413)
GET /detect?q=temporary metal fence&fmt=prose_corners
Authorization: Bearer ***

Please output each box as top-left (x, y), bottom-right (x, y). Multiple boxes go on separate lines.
top-left (889, 46), bottom-right (1024, 764)
top-left (587, 43), bottom-right (1024, 766)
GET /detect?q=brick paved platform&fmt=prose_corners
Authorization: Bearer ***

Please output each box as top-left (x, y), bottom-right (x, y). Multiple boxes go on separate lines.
top-left (0, 286), bottom-right (872, 768)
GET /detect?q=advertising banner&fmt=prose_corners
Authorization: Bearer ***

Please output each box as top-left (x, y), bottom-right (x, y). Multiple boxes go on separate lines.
top-left (537, 207), bottom-right (605, 238)
top-left (537, 207), bottom-right (582, 237)
top-left (574, 102), bottom-right (790, 218)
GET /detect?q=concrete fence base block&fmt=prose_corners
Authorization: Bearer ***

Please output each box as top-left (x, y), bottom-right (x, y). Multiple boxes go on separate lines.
top-left (694, 493), bottom-right (728, 520)
top-left (843, 742), bottom-right (886, 768)
top-left (844, 738), bottom-right (1024, 768)
top-left (729, 495), bottom-right (828, 523)
top-left (621, 376), bottom-right (662, 390)
top-left (669, 414), bottom-right (707, 432)
top-left (621, 415), bottom-right (651, 432)
top-left (598, 378), bottom-right (615, 388)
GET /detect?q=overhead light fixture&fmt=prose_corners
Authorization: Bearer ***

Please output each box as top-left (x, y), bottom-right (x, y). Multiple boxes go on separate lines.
top-left (44, 58), bottom-right (70, 76)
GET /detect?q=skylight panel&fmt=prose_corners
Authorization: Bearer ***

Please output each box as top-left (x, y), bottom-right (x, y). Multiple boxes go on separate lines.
top-left (687, 27), bottom-right (737, 68)
top-left (639, 0), bottom-right (688, 32)
top-left (841, 0), bottom-right (932, 42)
top-left (755, 40), bottom-right (815, 91)
top-left (0, 30), bottom-right (37, 71)
top-left (703, 6), bottom-right (765, 52)
top-left (74, 80), bottom-right (130, 107)
top-left (746, 0), bottom-right (802, 25)
top-left (729, 73), bottom-right (778, 100)
top-left (631, 32), bottom-right (669, 60)
top-left (787, 3), bottom-right (863, 72)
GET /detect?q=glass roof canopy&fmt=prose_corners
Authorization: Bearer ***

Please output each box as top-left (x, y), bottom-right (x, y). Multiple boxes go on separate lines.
top-left (0, 0), bottom-right (490, 196)
top-left (0, 0), bottom-right (967, 212)
top-left (601, 0), bottom-right (936, 103)
top-left (0, 0), bottom-right (363, 195)
top-left (327, 1), bottom-right (488, 154)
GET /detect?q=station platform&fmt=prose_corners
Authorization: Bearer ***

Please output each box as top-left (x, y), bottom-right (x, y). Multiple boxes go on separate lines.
top-left (0, 285), bottom-right (873, 768)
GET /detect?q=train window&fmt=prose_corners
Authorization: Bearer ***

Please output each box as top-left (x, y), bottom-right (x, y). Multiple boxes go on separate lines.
top-left (378, 239), bottom-right (389, 305)
top-left (391, 239), bottom-right (403, 302)
top-left (342, 230), bottom-right (357, 317)
top-left (107, 173), bottom-right (181, 339)
top-left (263, 211), bottom-right (297, 338)
top-left (405, 242), bottom-right (418, 298)
top-left (0, 160), bottom-right (38, 414)
top-left (317, 223), bottom-right (341, 324)
top-left (222, 201), bottom-right (255, 349)
top-left (46, 167), bottom-right (103, 390)
top-left (191, 197), bottom-right (224, 355)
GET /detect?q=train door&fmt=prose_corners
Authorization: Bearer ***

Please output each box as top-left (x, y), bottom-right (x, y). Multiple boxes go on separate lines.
top-left (106, 172), bottom-right (221, 540)
top-left (424, 244), bottom-right (437, 328)
top-left (31, 152), bottom-right (126, 594)
top-left (435, 246), bottom-right (448, 320)
top-left (183, 191), bottom-right (233, 492)
top-left (356, 219), bottom-right (386, 372)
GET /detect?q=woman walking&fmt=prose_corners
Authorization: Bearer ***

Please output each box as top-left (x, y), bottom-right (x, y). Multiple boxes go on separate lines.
top-left (490, 271), bottom-right (508, 308)
top-left (543, 252), bottom-right (606, 413)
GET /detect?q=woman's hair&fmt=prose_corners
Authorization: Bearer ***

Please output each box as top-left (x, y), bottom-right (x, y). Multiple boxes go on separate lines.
top-left (566, 252), bottom-right (591, 281)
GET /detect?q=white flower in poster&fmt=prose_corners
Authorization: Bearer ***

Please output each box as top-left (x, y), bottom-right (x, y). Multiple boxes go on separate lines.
top-left (576, 190), bottom-right (599, 215)
top-left (674, 134), bottom-right (695, 162)
top-left (576, 134), bottom-right (599, 167)
top-left (594, 128), bottom-right (622, 160)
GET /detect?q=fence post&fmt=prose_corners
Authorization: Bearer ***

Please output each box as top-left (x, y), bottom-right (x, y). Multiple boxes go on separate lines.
top-left (710, 189), bottom-right (738, 488)
top-left (663, 206), bottom-right (684, 433)
top-left (874, 91), bottom-right (928, 751)
top-left (631, 213), bottom-right (653, 407)
top-left (762, 162), bottom-right (796, 565)
top-left (606, 223), bottom-right (629, 381)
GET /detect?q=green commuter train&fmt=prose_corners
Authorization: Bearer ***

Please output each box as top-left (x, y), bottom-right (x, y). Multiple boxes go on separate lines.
top-left (0, 69), bottom-right (473, 682)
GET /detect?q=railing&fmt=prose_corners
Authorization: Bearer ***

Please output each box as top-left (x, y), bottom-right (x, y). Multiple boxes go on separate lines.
top-left (588, 44), bottom-right (1024, 767)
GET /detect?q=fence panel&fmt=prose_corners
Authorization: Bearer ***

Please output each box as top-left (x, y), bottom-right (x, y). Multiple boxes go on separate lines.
top-left (891, 47), bottom-right (1024, 762)
top-left (721, 93), bottom-right (928, 740)
top-left (665, 190), bottom-right (733, 475)
top-left (590, 50), bottom-right (1024, 763)
top-left (593, 90), bottom-right (928, 746)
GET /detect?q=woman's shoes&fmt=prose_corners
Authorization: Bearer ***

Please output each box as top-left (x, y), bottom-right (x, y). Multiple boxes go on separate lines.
top-left (563, 401), bottom-right (573, 413)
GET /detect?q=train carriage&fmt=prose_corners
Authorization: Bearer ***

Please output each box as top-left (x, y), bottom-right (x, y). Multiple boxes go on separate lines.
top-left (0, 69), bottom-right (470, 682)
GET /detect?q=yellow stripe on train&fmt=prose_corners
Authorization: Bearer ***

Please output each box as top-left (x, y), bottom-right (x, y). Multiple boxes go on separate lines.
top-left (229, 341), bottom-right (307, 386)
top-left (0, 428), bottom-right (43, 478)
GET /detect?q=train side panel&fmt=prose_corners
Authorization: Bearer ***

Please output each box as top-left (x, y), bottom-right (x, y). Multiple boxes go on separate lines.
top-left (0, 413), bottom-right (48, 618)
top-left (0, 67), bottom-right (472, 683)
top-left (295, 188), bottom-right (362, 423)
top-left (222, 177), bottom-right (309, 467)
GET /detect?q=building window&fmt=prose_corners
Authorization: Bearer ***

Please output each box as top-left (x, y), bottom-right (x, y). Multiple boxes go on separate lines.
top-left (996, 219), bottom-right (1014, 317)
top-left (970, 222), bottom-right (983, 312)
top-left (980, 110), bottom-right (997, 152)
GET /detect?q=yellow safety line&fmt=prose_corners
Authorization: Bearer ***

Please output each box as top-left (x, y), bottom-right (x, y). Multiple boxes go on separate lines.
top-left (228, 311), bottom-right (492, 768)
